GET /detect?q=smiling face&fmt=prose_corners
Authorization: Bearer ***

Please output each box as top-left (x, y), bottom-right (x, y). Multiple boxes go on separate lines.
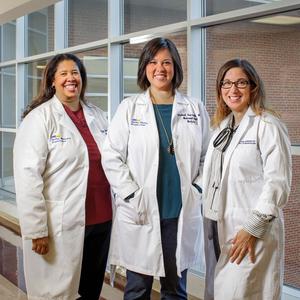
top-left (52, 59), bottom-right (82, 106)
top-left (145, 48), bottom-right (174, 93)
top-left (221, 67), bottom-right (251, 117)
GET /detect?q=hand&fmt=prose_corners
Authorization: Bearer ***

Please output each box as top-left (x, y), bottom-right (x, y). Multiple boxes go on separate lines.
top-left (229, 229), bottom-right (257, 264)
top-left (32, 236), bottom-right (49, 255)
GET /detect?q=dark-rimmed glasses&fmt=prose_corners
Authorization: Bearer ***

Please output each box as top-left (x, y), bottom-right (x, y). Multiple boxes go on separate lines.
top-left (221, 79), bottom-right (249, 89)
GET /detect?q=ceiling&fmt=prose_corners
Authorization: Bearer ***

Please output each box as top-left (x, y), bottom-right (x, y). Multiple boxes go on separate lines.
top-left (0, 0), bottom-right (59, 25)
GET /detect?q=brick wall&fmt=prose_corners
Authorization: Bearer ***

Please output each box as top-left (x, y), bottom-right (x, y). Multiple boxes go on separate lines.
top-left (68, 0), bottom-right (108, 47)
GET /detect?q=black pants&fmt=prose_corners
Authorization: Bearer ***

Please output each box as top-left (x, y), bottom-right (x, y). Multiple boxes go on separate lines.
top-left (78, 220), bottom-right (112, 300)
top-left (124, 218), bottom-right (187, 300)
top-left (203, 217), bottom-right (220, 300)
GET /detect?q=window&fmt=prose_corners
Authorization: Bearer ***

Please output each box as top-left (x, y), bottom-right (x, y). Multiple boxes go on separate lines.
top-left (68, 0), bottom-right (108, 47)
top-left (0, 66), bottom-right (16, 128)
top-left (25, 59), bottom-right (48, 108)
top-left (205, 0), bottom-right (284, 16)
top-left (0, 21), bottom-right (16, 62)
top-left (26, 7), bottom-right (54, 56)
top-left (0, 132), bottom-right (15, 195)
top-left (124, 0), bottom-right (186, 34)
top-left (76, 48), bottom-right (108, 113)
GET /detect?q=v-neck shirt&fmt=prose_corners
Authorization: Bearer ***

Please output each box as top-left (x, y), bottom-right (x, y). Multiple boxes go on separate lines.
top-left (153, 104), bottom-right (182, 219)
top-left (64, 104), bottom-right (112, 225)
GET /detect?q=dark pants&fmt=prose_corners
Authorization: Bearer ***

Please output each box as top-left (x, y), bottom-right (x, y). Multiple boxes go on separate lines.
top-left (203, 217), bottom-right (220, 300)
top-left (78, 220), bottom-right (112, 300)
top-left (124, 218), bottom-right (187, 300)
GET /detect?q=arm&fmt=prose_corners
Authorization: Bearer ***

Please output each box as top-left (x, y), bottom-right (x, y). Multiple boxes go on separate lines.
top-left (13, 111), bottom-right (49, 244)
top-left (101, 100), bottom-right (139, 199)
top-left (230, 116), bottom-right (292, 264)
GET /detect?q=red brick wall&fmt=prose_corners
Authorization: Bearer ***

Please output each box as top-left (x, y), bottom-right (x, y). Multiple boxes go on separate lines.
top-left (284, 155), bottom-right (300, 288)
top-left (68, 0), bottom-right (108, 47)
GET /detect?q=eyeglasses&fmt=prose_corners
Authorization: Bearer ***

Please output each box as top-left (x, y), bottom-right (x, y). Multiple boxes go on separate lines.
top-left (221, 79), bottom-right (249, 89)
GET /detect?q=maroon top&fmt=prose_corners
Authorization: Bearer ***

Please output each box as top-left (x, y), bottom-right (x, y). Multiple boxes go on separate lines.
top-left (64, 104), bottom-right (112, 225)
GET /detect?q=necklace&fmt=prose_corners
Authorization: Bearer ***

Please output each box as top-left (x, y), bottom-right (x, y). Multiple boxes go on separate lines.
top-left (151, 95), bottom-right (175, 155)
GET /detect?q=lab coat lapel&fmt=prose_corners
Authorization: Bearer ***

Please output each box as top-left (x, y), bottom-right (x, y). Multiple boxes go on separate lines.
top-left (171, 90), bottom-right (188, 128)
top-left (52, 95), bottom-right (80, 135)
top-left (145, 90), bottom-right (160, 148)
top-left (221, 107), bottom-right (256, 181)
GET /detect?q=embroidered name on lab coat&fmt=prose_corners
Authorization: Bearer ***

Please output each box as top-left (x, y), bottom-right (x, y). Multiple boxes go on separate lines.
top-left (239, 140), bottom-right (256, 144)
top-left (131, 118), bottom-right (148, 126)
top-left (177, 113), bottom-right (200, 125)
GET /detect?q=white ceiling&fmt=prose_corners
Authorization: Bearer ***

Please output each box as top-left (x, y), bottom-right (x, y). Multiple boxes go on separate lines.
top-left (0, 0), bottom-right (59, 25)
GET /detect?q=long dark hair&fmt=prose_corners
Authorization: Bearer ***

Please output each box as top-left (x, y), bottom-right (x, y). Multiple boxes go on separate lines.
top-left (137, 37), bottom-right (183, 91)
top-left (22, 53), bottom-right (87, 118)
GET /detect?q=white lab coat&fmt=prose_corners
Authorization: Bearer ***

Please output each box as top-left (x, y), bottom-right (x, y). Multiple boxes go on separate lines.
top-left (101, 89), bottom-right (210, 277)
top-left (202, 107), bottom-right (292, 300)
top-left (13, 96), bottom-right (108, 300)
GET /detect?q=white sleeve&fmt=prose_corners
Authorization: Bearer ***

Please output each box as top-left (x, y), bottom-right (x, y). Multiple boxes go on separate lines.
top-left (101, 100), bottom-right (139, 199)
top-left (13, 111), bottom-right (49, 239)
top-left (254, 116), bottom-right (292, 216)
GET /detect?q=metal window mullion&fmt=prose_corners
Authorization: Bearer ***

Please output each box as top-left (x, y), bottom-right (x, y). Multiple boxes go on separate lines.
top-left (108, 0), bottom-right (123, 120)
top-left (108, 44), bottom-right (123, 120)
top-left (54, 0), bottom-right (67, 50)
top-left (187, 0), bottom-right (205, 102)
top-left (16, 17), bottom-right (25, 128)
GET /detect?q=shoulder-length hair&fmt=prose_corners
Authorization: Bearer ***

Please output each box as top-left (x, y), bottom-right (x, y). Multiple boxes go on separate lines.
top-left (213, 58), bottom-right (271, 127)
top-left (137, 37), bottom-right (183, 91)
top-left (22, 53), bottom-right (87, 118)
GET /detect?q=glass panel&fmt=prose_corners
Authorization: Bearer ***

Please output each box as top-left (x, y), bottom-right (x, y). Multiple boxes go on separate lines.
top-left (0, 132), bottom-right (15, 194)
top-left (86, 96), bottom-right (108, 114)
top-left (124, 0), bottom-right (186, 34)
top-left (26, 7), bottom-right (54, 56)
top-left (205, 10), bottom-right (300, 289)
top-left (205, 0), bottom-right (284, 16)
top-left (123, 32), bottom-right (187, 98)
top-left (76, 48), bottom-right (108, 112)
top-left (25, 60), bottom-right (48, 108)
top-left (0, 66), bottom-right (16, 128)
top-left (87, 77), bottom-right (108, 93)
top-left (1, 21), bottom-right (16, 61)
top-left (68, 0), bottom-right (108, 47)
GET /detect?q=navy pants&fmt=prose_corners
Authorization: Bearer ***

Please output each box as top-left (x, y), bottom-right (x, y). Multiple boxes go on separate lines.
top-left (78, 220), bottom-right (112, 300)
top-left (124, 218), bottom-right (187, 300)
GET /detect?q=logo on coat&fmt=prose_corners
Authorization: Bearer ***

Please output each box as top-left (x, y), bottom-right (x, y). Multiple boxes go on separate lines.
top-left (131, 118), bottom-right (148, 126)
top-left (49, 134), bottom-right (71, 143)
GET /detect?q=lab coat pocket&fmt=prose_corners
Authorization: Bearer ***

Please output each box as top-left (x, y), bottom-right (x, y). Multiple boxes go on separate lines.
top-left (45, 200), bottom-right (64, 237)
top-left (215, 240), bottom-right (261, 299)
top-left (116, 189), bottom-right (148, 225)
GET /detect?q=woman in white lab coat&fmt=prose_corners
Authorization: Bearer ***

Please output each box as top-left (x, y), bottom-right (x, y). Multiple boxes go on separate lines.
top-left (102, 38), bottom-right (210, 299)
top-left (202, 59), bottom-right (292, 300)
top-left (14, 53), bottom-right (112, 300)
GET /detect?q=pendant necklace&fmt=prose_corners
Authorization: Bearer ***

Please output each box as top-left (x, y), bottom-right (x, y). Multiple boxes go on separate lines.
top-left (151, 95), bottom-right (175, 155)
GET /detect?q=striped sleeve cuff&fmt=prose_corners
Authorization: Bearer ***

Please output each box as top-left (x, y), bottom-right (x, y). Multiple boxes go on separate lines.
top-left (243, 210), bottom-right (275, 239)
